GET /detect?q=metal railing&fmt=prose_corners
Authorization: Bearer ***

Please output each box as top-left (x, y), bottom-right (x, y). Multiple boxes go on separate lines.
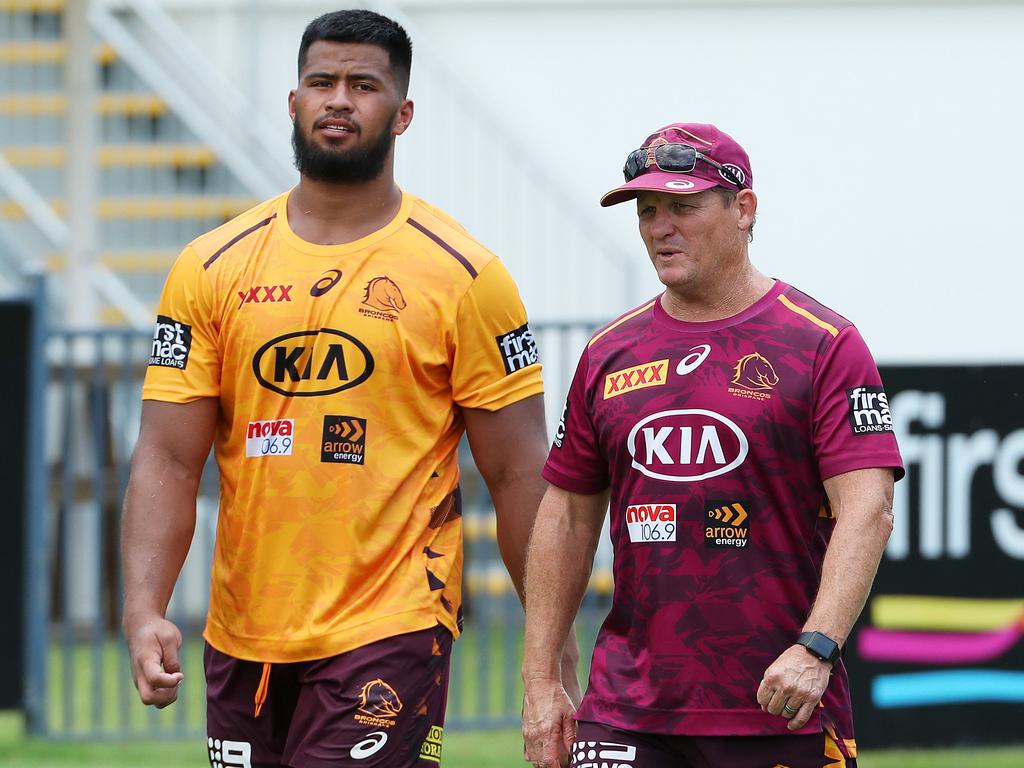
top-left (22, 276), bottom-right (611, 738)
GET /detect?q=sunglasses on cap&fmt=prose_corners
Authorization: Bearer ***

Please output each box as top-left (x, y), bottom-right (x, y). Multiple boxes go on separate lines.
top-left (623, 143), bottom-right (747, 189)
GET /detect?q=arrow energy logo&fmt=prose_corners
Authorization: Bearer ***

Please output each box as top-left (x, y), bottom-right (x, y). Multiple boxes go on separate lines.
top-left (705, 501), bottom-right (750, 548)
top-left (322, 415), bottom-right (367, 464)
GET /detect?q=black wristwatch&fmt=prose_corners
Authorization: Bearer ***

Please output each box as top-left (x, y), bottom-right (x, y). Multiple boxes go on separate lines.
top-left (796, 631), bottom-right (841, 666)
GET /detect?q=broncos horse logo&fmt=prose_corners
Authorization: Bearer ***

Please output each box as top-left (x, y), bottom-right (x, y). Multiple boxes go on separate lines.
top-left (362, 276), bottom-right (407, 313)
top-left (732, 352), bottom-right (779, 391)
top-left (357, 679), bottom-right (403, 718)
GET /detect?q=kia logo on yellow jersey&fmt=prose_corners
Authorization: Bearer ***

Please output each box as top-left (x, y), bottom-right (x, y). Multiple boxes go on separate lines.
top-left (252, 329), bottom-right (374, 397)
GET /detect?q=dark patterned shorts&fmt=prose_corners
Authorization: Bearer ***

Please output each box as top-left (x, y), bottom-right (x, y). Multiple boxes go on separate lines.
top-left (573, 720), bottom-right (857, 768)
top-left (205, 624), bottom-right (451, 768)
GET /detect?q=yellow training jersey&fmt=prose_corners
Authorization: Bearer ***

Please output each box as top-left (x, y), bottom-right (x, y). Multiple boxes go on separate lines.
top-left (142, 190), bottom-right (543, 662)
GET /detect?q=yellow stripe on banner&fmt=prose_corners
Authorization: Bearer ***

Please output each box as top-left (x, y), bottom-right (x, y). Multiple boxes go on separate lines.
top-left (98, 196), bottom-right (258, 220)
top-left (100, 305), bottom-right (158, 326)
top-left (872, 595), bottom-right (1024, 631)
top-left (2, 197), bottom-right (258, 220)
top-left (0, 0), bottom-right (65, 11)
top-left (588, 301), bottom-right (656, 349)
top-left (777, 294), bottom-right (839, 337)
top-left (0, 42), bottom-right (117, 64)
top-left (0, 93), bottom-right (167, 116)
top-left (5, 144), bottom-right (217, 168)
top-left (46, 250), bottom-right (178, 272)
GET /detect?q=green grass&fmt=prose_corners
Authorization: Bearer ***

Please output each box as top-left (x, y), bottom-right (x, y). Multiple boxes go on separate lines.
top-left (2, 716), bottom-right (1023, 768)
top-left (12, 629), bottom-right (1024, 766)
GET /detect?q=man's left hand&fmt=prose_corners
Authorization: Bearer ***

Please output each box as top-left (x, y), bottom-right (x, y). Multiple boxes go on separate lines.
top-left (756, 645), bottom-right (832, 730)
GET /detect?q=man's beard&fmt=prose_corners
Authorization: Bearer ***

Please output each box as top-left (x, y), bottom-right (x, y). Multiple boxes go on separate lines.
top-left (291, 112), bottom-right (396, 183)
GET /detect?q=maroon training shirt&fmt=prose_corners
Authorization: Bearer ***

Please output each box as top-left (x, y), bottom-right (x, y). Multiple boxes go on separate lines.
top-left (543, 280), bottom-right (903, 746)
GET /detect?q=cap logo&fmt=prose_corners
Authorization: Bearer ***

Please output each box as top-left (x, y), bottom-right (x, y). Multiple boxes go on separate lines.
top-left (720, 163), bottom-right (746, 184)
top-left (666, 180), bottom-right (695, 190)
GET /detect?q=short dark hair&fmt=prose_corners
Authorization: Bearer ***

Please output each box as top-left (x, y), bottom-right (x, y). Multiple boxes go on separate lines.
top-left (713, 188), bottom-right (755, 243)
top-left (298, 10), bottom-right (413, 96)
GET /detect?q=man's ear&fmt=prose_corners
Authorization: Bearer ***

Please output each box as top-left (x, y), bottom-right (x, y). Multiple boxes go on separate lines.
top-left (736, 189), bottom-right (758, 232)
top-left (393, 99), bottom-right (414, 136)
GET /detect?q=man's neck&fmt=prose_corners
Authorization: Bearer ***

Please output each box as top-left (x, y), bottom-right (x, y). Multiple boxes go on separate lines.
top-left (287, 172), bottom-right (403, 246)
top-left (661, 262), bottom-right (775, 323)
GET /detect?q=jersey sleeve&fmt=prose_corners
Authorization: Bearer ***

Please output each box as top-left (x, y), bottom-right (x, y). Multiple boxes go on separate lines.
top-left (812, 325), bottom-right (905, 482)
top-left (450, 258), bottom-right (543, 410)
top-left (542, 348), bottom-right (609, 494)
top-left (141, 246), bottom-right (221, 403)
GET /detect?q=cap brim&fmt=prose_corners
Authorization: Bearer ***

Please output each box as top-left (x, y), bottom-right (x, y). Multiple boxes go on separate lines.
top-left (600, 172), bottom-right (721, 207)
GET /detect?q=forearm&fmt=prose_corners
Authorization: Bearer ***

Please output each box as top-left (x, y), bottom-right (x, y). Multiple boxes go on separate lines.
top-left (803, 495), bottom-right (893, 645)
top-left (522, 489), bottom-right (603, 681)
top-left (491, 468), bottom-right (548, 604)
top-left (120, 450), bottom-right (201, 624)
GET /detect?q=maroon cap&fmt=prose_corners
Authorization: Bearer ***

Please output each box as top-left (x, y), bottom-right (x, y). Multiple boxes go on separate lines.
top-left (600, 123), bottom-right (753, 207)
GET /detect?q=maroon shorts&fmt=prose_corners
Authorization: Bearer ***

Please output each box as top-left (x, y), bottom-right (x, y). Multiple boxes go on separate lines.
top-left (573, 720), bottom-right (856, 768)
top-left (205, 624), bottom-right (451, 768)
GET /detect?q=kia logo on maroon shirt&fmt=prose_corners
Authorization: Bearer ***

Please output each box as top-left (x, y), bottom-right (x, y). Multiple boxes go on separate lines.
top-left (627, 409), bottom-right (749, 482)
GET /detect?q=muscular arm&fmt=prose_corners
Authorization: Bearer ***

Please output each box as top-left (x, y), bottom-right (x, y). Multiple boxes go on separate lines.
top-left (522, 485), bottom-right (608, 768)
top-left (463, 394), bottom-right (584, 701)
top-left (757, 467), bottom-right (895, 729)
top-left (805, 467), bottom-right (895, 642)
top-left (463, 394), bottom-right (549, 604)
top-left (121, 398), bottom-right (217, 707)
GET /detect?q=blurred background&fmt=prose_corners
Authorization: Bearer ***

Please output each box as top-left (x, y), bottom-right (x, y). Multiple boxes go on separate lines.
top-left (0, 0), bottom-right (1021, 765)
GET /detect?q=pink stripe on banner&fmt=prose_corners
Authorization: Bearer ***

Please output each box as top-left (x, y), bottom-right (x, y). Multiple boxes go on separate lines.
top-left (858, 624), bottom-right (1022, 665)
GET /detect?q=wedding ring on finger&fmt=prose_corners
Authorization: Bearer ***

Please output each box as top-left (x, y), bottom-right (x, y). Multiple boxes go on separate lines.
top-left (782, 703), bottom-right (799, 717)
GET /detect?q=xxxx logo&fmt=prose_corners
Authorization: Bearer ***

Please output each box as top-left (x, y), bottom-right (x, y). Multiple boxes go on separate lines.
top-left (237, 284), bottom-right (293, 309)
top-left (604, 359), bottom-right (669, 399)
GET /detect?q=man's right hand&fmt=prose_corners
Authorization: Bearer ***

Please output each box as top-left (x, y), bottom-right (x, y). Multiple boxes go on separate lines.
top-left (124, 614), bottom-right (184, 708)
top-left (523, 677), bottom-right (577, 768)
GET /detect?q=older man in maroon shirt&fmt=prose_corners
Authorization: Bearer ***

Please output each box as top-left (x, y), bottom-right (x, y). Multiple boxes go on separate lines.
top-left (522, 123), bottom-right (903, 768)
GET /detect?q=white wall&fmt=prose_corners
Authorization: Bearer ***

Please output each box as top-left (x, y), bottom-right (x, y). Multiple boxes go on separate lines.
top-left (164, 0), bottom-right (1024, 363)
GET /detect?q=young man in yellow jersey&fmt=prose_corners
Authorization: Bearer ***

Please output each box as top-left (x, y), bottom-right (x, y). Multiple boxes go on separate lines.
top-left (121, 10), bottom-right (577, 767)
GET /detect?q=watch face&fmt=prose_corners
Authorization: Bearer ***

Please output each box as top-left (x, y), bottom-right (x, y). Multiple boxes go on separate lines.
top-left (800, 631), bottom-right (840, 663)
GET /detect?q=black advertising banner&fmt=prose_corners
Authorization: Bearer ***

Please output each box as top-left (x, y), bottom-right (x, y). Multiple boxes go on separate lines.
top-left (848, 366), bottom-right (1024, 748)
top-left (0, 299), bottom-right (30, 708)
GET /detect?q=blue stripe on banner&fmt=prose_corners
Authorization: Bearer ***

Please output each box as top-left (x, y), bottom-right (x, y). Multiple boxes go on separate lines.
top-left (873, 670), bottom-right (1024, 708)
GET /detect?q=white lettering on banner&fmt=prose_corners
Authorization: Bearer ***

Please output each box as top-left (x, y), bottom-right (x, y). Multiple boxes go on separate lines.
top-left (887, 391), bottom-right (1024, 561)
top-left (625, 504), bottom-right (676, 542)
top-left (245, 419), bottom-right (294, 457)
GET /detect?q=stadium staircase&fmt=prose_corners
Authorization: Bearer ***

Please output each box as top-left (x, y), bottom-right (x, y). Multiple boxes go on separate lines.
top-left (0, 0), bottom-right (290, 325)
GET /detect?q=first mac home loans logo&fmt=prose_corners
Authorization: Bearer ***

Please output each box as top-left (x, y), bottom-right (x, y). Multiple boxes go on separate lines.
top-left (496, 323), bottom-right (538, 375)
top-left (149, 315), bottom-right (192, 369)
top-left (847, 386), bottom-right (893, 435)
